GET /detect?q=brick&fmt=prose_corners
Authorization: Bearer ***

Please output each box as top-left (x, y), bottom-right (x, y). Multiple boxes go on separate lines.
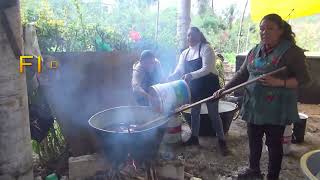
top-left (68, 154), bottom-right (110, 180)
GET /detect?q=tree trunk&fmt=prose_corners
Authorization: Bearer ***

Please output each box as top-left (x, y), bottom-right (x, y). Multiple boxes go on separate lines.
top-left (0, 1), bottom-right (34, 180)
top-left (177, 0), bottom-right (191, 52)
top-left (155, 0), bottom-right (160, 42)
top-left (211, 0), bottom-right (214, 10)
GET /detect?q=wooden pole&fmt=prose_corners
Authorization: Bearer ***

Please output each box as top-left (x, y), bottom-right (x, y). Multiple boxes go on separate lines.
top-left (245, 22), bottom-right (251, 51)
top-left (236, 0), bottom-right (248, 53)
top-left (138, 66), bottom-right (287, 130)
top-left (211, 0), bottom-right (214, 10)
top-left (155, 0), bottom-right (160, 42)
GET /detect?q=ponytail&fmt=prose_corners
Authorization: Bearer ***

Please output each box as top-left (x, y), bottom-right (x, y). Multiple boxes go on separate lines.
top-left (200, 31), bottom-right (210, 44)
top-left (281, 21), bottom-right (296, 44)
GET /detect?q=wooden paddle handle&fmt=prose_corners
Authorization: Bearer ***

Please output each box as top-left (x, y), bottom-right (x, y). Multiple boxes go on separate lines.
top-left (137, 66), bottom-right (287, 130)
top-left (175, 66), bottom-right (287, 113)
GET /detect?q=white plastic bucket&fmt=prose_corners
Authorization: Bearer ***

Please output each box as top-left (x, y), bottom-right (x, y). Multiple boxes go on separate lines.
top-left (181, 123), bottom-right (192, 143)
top-left (282, 125), bottom-right (292, 155)
top-left (162, 116), bottom-right (182, 144)
top-left (149, 80), bottom-right (191, 113)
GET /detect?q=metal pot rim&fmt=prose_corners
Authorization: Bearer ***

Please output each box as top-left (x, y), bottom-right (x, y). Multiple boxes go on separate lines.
top-left (88, 106), bottom-right (169, 134)
top-left (182, 101), bottom-right (238, 114)
top-left (299, 112), bottom-right (308, 120)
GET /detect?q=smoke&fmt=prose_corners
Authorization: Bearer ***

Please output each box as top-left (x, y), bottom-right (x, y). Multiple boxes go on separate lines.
top-left (43, 53), bottom-right (127, 125)
top-left (39, 51), bottom-right (172, 155)
top-left (24, 24), bottom-right (176, 156)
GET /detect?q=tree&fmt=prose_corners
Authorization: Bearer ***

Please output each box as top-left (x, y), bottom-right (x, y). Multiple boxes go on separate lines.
top-left (0, 1), bottom-right (34, 179)
top-left (222, 4), bottom-right (236, 29)
top-left (115, 0), bottom-right (157, 9)
top-left (195, 0), bottom-right (209, 16)
top-left (177, 0), bottom-right (191, 52)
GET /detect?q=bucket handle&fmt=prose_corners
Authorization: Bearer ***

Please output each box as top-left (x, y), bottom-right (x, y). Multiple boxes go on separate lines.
top-left (232, 104), bottom-right (240, 120)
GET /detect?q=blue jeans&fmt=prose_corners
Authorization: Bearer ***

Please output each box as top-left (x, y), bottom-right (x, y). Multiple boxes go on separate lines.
top-left (191, 101), bottom-right (225, 140)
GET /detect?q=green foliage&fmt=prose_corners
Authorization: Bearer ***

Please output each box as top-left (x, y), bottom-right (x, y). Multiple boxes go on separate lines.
top-left (21, 4), bottom-right (320, 159)
top-left (21, 0), bottom-right (320, 64)
top-left (292, 15), bottom-right (320, 51)
top-left (191, 10), bottom-right (247, 64)
top-left (21, 0), bottom-right (176, 54)
top-left (215, 58), bottom-right (225, 87)
top-left (32, 121), bottom-right (66, 164)
top-left (223, 52), bottom-right (237, 64)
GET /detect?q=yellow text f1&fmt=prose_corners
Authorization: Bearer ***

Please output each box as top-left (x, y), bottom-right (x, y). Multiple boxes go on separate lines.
top-left (19, 56), bottom-right (42, 73)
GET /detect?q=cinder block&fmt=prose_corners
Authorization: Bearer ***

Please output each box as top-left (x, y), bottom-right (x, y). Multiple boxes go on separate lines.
top-left (34, 176), bottom-right (42, 180)
top-left (190, 177), bottom-right (202, 180)
top-left (68, 154), bottom-right (110, 180)
top-left (60, 176), bottom-right (68, 180)
top-left (156, 159), bottom-right (184, 180)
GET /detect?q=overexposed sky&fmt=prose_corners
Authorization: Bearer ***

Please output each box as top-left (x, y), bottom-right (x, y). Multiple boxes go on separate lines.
top-left (155, 0), bottom-right (250, 19)
top-left (103, 0), bottom-right (249, 13)
top-left (213, 0), bottom-right (248, 14)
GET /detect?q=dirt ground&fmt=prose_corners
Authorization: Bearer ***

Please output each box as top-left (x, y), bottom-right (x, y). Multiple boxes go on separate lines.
top-left (170, 103), bottom-right (320, 180)
top-left (34, 103), bottom-right (320, 179)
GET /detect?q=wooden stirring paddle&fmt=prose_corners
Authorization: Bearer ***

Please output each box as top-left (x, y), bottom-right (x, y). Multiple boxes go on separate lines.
top-left (136, 66), bottom-right (287, 130)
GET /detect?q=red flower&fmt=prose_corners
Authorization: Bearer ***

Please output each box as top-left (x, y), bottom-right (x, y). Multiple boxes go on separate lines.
top-left (271, 56), bottom-right (279, 65)
top-left (266, 95), bottom-right (274, 102)
top-left (129, 30), bottom-right (141, 42)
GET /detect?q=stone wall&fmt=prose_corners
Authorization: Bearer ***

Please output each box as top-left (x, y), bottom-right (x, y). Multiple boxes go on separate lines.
top-left (43, 52), bottom-right (139, 156)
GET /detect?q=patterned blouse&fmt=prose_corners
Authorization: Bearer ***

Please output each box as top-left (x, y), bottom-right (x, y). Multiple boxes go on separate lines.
top-left (225, 40), bottom-right (312, 125)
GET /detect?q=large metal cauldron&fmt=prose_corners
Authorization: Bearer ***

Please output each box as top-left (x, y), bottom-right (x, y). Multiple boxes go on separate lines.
top-left (88, 106), bottom-right (168, 165)
top-left (182, 101), bottom-right (238, 136)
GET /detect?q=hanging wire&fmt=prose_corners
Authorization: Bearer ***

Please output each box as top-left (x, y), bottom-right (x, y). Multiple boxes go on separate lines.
top-left (285, 8), bottom-right (295, 24)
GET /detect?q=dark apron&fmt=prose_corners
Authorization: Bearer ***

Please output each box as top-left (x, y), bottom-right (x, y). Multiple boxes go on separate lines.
top-left (184, 43), bottom-right (220, 103)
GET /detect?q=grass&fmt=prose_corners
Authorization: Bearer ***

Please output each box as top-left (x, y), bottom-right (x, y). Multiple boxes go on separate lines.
top-left (32, 120), bottom-right (67, 164)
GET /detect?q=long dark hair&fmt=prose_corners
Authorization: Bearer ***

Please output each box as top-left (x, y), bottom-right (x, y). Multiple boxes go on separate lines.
top-left (190, 26), bottom-right (210, 44)
top-left (261, 14), bottom-right (296, 44)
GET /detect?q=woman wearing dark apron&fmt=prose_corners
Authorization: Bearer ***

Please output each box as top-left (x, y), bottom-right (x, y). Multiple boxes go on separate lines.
top-left (169, 27), bottom-right (230, 156)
